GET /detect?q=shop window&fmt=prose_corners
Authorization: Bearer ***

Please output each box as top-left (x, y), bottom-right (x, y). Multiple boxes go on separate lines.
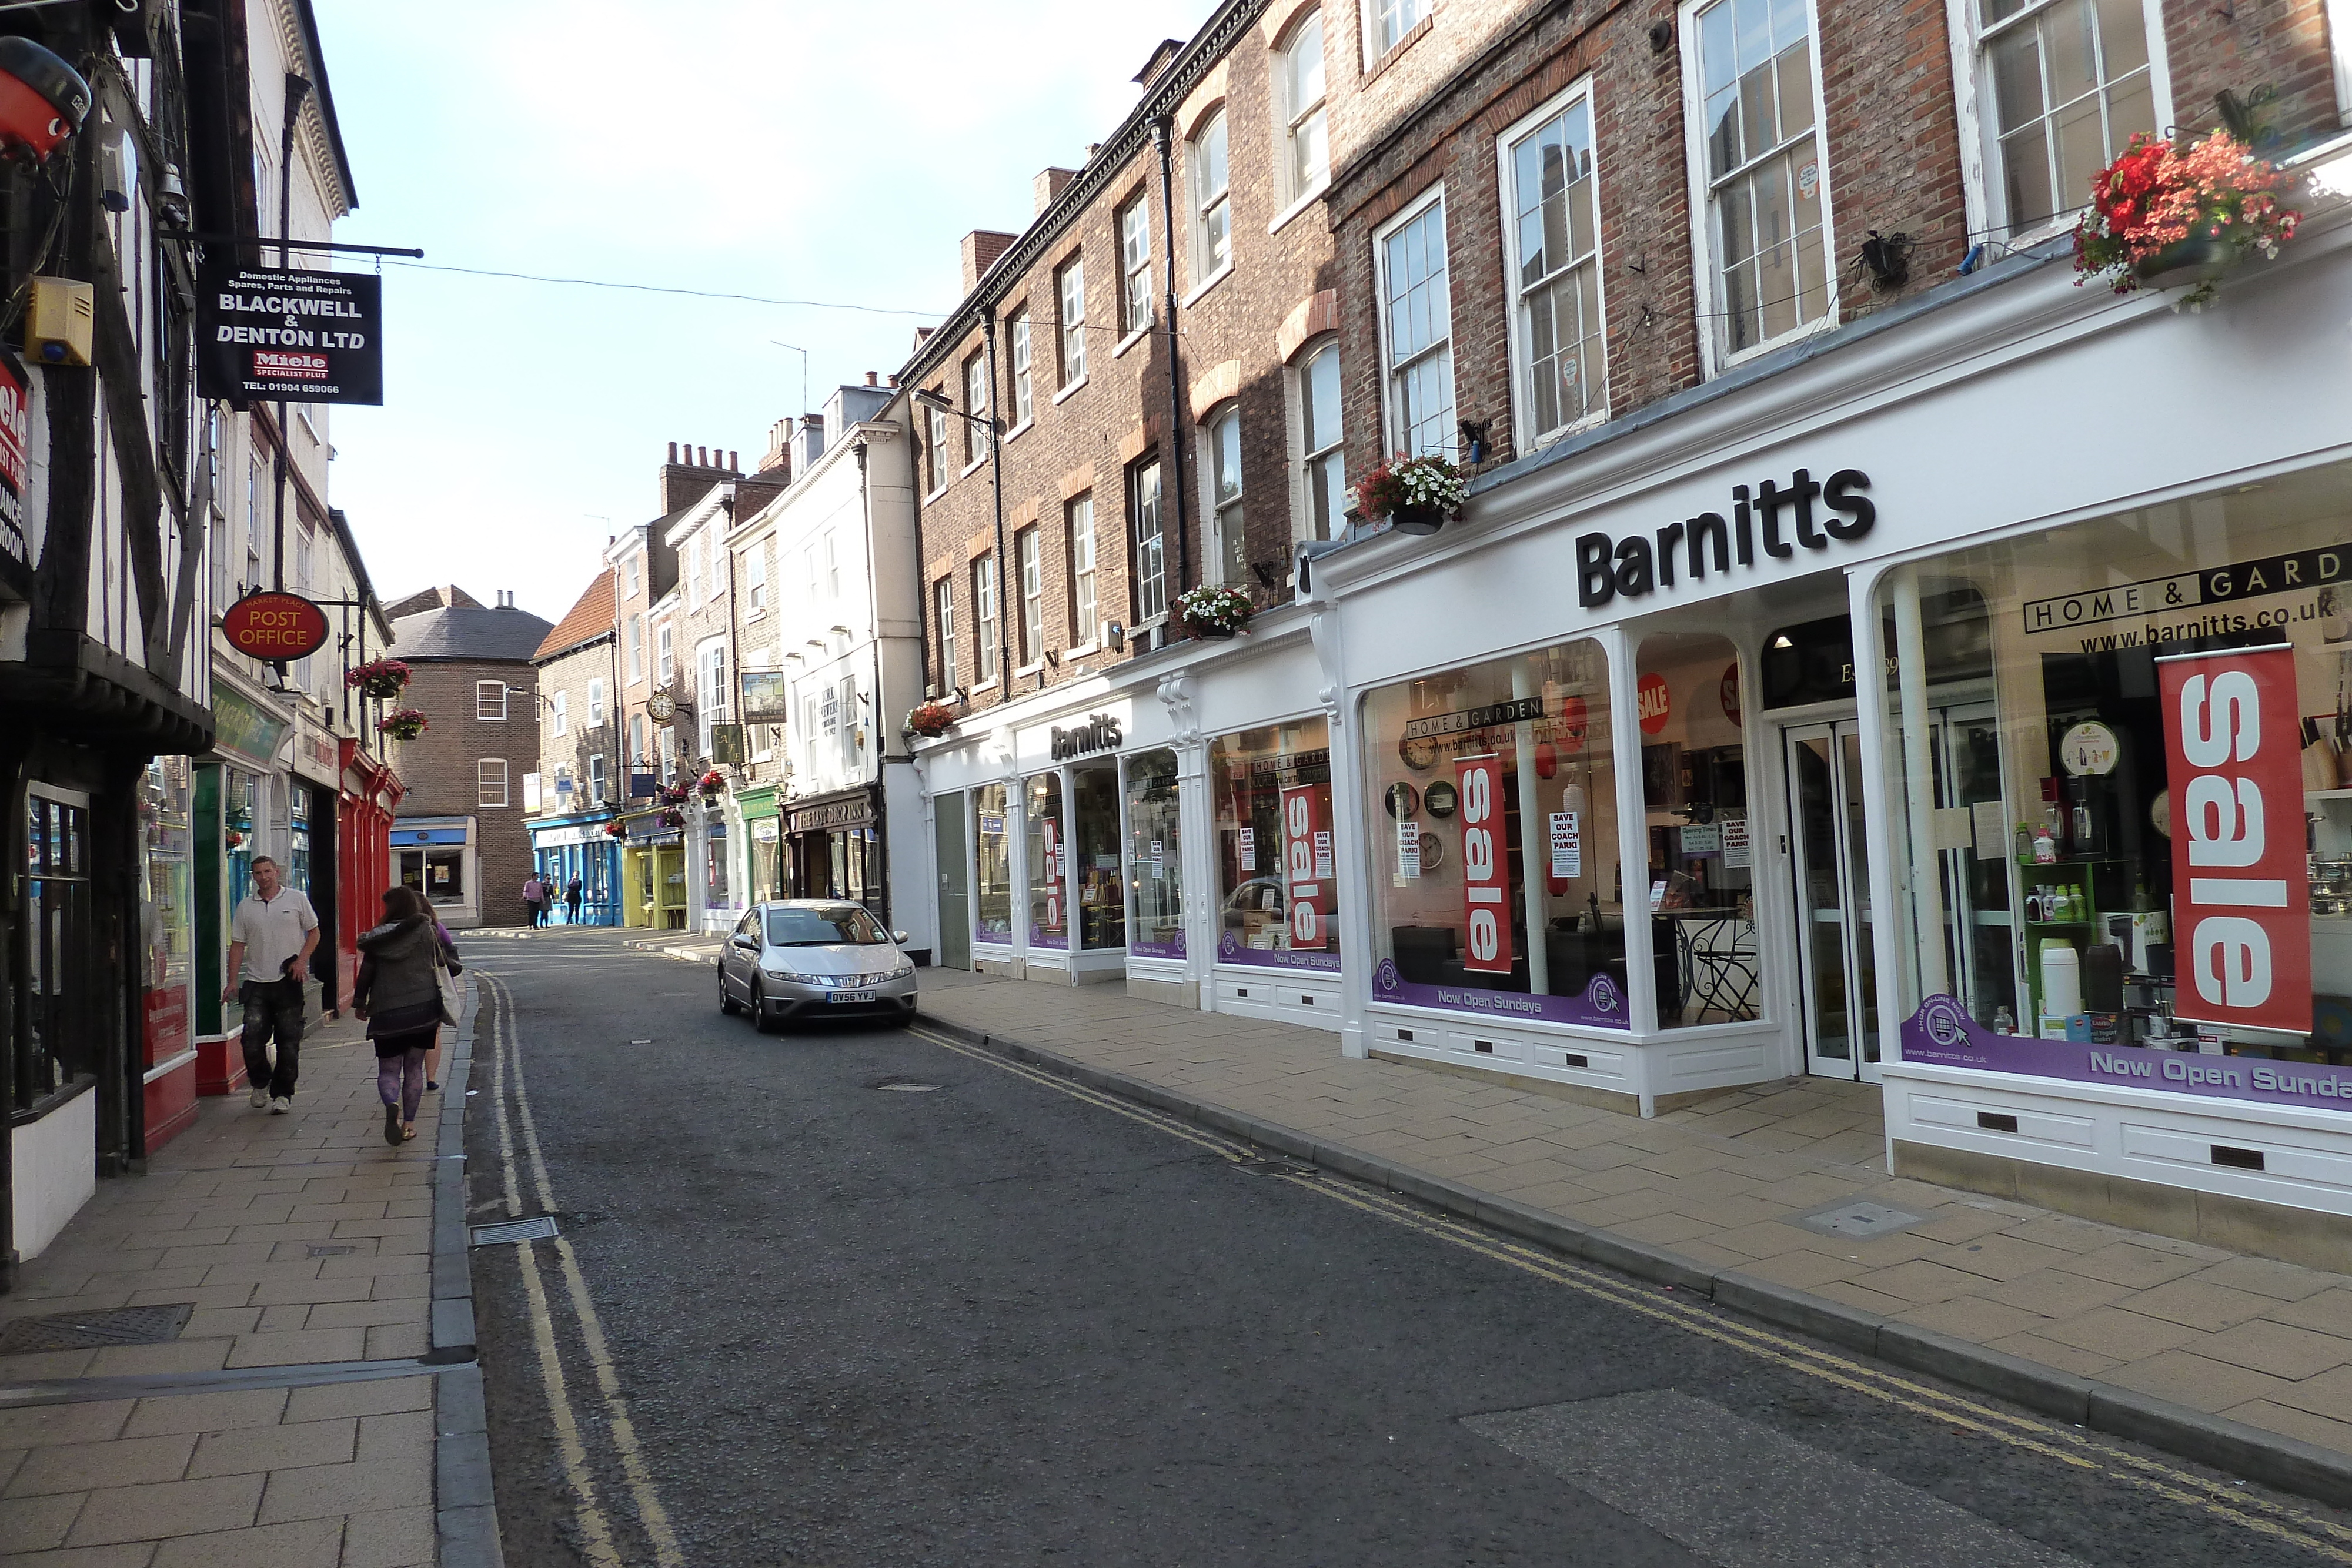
top-left (1027, 772), bottom-right (1067, 949)
top-left (1974, 0), bottom-right (2161, 236)
top-left (1211, 718), bottom-right (1339, 971)
top-left (1504, 83), bottom-right (1607, 443)
top-left (974, 783), bottom-right (1013, 941)
top-left (1279, 11), bottom-right (1328, 202)
top-left (1127, 750), bottom-right (1184, 957)
top-left (1377, 191), bottom-right (1455, 459)
top-left (1072, 766), bottom-right (1127, 950)
top-left (1009, 308), bottom-right (1034, 427)
top-left (477, 680), bottom-right (508, 721)
top-left (1058, 256), bottom-right (1087, 386)
top-left (1686, 0), bottom-right (1833, 367)
top-left (1120, 196), bottom-right (1153, 337)
top-left (1872, 467), bottom-right (2352, 1098)
top-left (1636, 634), bottom-right (1760, 1028)
top-left (399, 845), bottom-right (467, 907)
top-left (1190, 109), bottom-right (1231, 283)
top-left (1362, 641), bottom-right (1628, 1025)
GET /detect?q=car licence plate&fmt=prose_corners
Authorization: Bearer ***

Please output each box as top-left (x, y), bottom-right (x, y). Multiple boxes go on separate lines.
top-left (827, 989), bottom-right (875, 1004)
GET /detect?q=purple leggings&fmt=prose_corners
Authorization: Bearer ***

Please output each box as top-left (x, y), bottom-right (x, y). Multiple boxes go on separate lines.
top-left (376, 1048), bottom-right (427, 1123)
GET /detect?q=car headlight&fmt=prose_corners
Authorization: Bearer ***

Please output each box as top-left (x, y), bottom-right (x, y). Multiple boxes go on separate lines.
top-left (762, 968), bottom-right (828, 985)
top-left (890, 957), bottom-right (914, 978)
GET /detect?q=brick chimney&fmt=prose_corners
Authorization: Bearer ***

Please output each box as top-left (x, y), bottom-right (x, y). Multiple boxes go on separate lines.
top-left (659, 440), bottom-right (738, 514)
top-left (961, 229), bottom-right (1017, 297)
top-left (758, 417), bottom-right (795, 477)
top-left (1033, 168), bottom-right (1077, 216)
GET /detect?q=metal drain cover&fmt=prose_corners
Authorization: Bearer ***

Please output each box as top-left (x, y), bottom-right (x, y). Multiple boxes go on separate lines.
top-left (0, 1302), bottom-right (193, 1355)
top-left (470, 1216), bottom-right (559, 1246)
top-left (1794, 1199), bottom-right (1925, 1239)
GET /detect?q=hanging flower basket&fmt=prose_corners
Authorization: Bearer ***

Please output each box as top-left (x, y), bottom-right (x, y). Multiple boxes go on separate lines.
top-left (377, 707), bottom-right (427, 742)
top-left (345, 658), bottom-right (411, 700)
top-left (697, 768), bottom-right (727, 798)
top-left (1174, 583), bottom-right (1252, 641)
top-left (659, 808), bottom-right (685, 829)
top-left (659, 783), bottom-right (692, 806)
top-left (603, 820), bottom-right (627, 839)
top-left (1354, 454), bottom-right (1468, 535)
top-left (906, 700), bottom-right (957, 738)
top-left (2073, 129), bottom-right (2301, 310)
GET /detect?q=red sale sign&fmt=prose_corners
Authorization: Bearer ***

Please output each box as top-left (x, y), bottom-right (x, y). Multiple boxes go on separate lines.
top-left (1279, 784), bottom-right (1333, 952)
top-left (1457, 753), bottom-right (1512, 975)
top-left (2160, 645), bottom-right (2310, 1034)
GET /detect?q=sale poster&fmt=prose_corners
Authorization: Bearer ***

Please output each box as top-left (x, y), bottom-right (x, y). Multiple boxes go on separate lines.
top-left (1456, 753), bottom-right (1512, 975)
top-left (1279, 784), bottom-right (1334, 954)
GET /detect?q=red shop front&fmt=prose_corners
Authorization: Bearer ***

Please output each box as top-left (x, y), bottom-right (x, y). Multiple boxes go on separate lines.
top-left (335, 738), bottom-right (403, 1009)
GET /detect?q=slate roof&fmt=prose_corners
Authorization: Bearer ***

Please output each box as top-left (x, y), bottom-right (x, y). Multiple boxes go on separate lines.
top-left (388, 603), bottom-right (554, 663)
top-left (533, 574), bottom-right (616, 663)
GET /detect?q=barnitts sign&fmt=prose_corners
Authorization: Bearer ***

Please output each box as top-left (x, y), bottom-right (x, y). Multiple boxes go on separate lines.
top-left (197, 263), bottom-right (383, 406)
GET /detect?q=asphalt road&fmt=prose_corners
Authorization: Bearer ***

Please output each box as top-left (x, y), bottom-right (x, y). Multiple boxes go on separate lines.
top-left (463, 930), bottom-right (2352, 1567)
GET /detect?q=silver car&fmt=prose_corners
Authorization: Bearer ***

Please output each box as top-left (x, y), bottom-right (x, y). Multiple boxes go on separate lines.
top-left (719, 900), bottom-right (918, 1031)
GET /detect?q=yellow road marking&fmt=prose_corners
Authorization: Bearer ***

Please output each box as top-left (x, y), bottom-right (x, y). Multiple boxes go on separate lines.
top-left (907, 1021), bottom-right (2352, 1562)
top-left (489, 974), bottom-right (689, 1568)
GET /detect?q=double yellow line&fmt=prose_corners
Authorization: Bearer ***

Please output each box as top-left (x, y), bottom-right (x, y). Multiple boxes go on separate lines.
top-left (483, 972), bottom-right (685, 1568)
top-left (908, 1023), bottom-right (2352, 1564)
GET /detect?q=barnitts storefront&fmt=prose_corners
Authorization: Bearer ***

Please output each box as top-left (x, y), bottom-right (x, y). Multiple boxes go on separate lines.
top-left (1299, 146), bottom-right (2352, 1263)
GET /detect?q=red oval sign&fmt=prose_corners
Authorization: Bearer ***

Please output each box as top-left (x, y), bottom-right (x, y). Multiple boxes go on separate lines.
top-left (221, 591), bottom-right (329, 660)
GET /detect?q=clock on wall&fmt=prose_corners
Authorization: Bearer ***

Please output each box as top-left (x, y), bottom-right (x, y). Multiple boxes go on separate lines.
top-left (646, 690), bottom-right (677, 722)
top-left (1399, 733), bottom-right (1438, 772)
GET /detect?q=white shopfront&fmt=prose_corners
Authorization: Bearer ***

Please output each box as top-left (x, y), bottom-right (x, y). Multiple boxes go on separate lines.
top-left (1298, 147), bottom-right (2352, 1245)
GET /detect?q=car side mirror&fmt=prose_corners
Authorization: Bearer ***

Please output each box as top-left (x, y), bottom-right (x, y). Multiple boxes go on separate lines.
top-left (891, 930), bottom-right (910, 945)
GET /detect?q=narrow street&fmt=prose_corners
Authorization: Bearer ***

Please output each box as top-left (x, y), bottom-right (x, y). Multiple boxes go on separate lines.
top-left (466, 933), bottom-right (2348, 1567)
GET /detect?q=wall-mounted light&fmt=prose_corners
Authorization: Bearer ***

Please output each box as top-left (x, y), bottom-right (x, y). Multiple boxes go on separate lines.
top-left (1458, 417), bottom-right (1492, 466)
top-left (1860, 230), bottom-right (1915, 290)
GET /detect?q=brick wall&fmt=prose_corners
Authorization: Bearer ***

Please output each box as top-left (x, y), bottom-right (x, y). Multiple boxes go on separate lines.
top-left (534, 638), bottom-right (622, 814)
top-left (391, 657), bottom-right (540, 925)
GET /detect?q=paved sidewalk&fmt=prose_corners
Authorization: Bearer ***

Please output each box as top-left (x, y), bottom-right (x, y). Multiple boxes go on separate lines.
top-left (0, 997), bottom-right (491, 1566)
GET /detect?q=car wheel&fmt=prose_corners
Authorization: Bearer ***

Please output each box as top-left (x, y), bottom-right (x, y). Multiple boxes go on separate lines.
top-left (750, 980), bottom-right (777, 1034)
top-left (719, 965), bottom-right (739, 1015)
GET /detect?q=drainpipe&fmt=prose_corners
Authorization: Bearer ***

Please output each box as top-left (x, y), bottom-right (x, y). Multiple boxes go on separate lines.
top-left (856, 437), bottom-right (898, 935)
top-left (982, 306), bottom-right (1012, 690)
top-left (1149, 115), bottom-right (1192, 603)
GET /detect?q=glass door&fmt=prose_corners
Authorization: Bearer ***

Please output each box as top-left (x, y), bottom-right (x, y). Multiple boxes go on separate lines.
top-left (1784, 720), bottom-right (1878, 1079)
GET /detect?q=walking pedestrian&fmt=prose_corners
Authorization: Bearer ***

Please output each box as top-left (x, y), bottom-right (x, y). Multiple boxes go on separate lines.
top-left (425, 914), bottom-right (457, 1091)
top-left (353, 885), bottom-right (461, 1145)
top-left (222, 855), bottom-right (318, 1112)
top-left (566, 877), bottom-right (584, 925)
top-left (521, 872), bottom-right (546, 928)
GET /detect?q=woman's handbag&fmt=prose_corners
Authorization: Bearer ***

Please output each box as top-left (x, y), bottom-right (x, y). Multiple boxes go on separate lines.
top-left (432, 948), bottom-right (461, 1027)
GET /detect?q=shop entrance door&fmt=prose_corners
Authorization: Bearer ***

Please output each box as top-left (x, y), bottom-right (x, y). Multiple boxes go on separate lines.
top-left (1783, 719), bottom-right (1879, 1080)
top-left (935, 792), bottom-right (970, 970)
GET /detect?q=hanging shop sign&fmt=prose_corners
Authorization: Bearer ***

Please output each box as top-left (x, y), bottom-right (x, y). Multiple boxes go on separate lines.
top-left (1577, 469), bottom-right (1875, 609)
top-left (0, 353), bottom-right (26, 570)
top-left (1051, 713), bottom-right (1124, 761)
top-left (740, 670), bottom-right (793, 726)
top-left (2159, 645), bottom-right (2310, 1035)
top-left (1456, 754), bottom-right (1512, 975)
top-left (710, 724), bottom-right (747, 765)
top-left (196, 263), bottom-right (383, 406)
top-left (1279, 783), bottom-right (1333, 953)
top-left (220, 590), bottom-right (329, 661)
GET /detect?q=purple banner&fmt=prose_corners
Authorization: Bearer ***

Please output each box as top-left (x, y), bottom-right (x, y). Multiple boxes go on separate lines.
top-left (1217, 931), bottom-right (1341, 972)
top-left (1131, 931), bottom-right (1186, 959)
top-left (974, 919), bottom-right (1013, 944)
top-left (1372, 959), bottom-right (1630, 1029)
top-left (1028, 924), bottom-right (1070, 951)
top-left (1900, 996), bottom-right (2352, 1113)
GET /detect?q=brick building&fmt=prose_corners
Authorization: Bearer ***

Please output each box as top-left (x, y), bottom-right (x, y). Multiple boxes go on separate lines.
top-left (522, 573), bottom-right (623, 922)
top-left (887, 0), bottom-right (2352, 1249)
top-left (383, 587), bottom-right (552, 927)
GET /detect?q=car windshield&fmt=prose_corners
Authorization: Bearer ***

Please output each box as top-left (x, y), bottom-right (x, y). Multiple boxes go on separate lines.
top-left (764, 905), bottom-right (888, 947)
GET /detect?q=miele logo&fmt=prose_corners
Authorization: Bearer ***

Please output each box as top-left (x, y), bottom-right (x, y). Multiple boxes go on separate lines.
top-left (1578, 468), bottom-right (1876, 608)
top-left (1051, 714), bottom-right (1123, 761)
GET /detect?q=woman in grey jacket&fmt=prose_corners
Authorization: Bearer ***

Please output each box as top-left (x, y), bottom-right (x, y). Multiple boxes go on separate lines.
top-left (353, 886), bottom-right (460, 1144)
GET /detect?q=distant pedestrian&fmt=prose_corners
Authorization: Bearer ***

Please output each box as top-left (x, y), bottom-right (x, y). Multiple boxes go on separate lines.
top-left (566, 877), bottom-right (584, 924)
top-left (223, 855), bottom-right (318, 1113)
top-left (522, 873), bottom-right (547, 928)
top-left (353, 885), bottom-right (461, 1145)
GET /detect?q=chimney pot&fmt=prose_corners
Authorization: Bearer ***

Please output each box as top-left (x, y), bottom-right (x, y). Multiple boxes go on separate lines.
top-left (864, 371), bottom-right (877, 386)
top-left (729, 450), bottom-right (739, 472)
top-left (668, 441), bottom-right (679, 463)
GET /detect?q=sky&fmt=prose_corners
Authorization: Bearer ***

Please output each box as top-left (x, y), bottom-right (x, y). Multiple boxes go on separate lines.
top-left (312, 0), bottom-right (1203, 623)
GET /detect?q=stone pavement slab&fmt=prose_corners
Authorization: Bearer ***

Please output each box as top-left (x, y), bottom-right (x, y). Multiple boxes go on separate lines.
top-left (908, 964), bottom-right (2352, 1486)
top-left (0, 987), bottom-right (487, 1567)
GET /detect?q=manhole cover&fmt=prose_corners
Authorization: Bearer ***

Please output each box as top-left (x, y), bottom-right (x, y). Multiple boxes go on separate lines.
top-left (0, 1302), bottom-right (193, 1355)
top-left (1794, 1199), bottom-right (1925, 1239)
top-left (1232, 1156), bottom-right (1319, 1176)
top-left (306, 1243), bottom-right (358, 1257)
top-left (470, 1216), bottom-right (560, 1246)
top-left (876, 1082), bottom-right (939, 1093)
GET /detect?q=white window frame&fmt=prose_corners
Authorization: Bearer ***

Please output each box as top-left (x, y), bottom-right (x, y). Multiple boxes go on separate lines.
top-left (656, 623), bottom-right (674, 684)
top-left (924, 399), bottom-right (952, 496)
top-left (476, 680), bottom-right (507, 721)
top-left (1294, 337), bottom-right (1345, 547)
top-left (630, 713), bottom-right (647, 773)
top-left (1203, 404), bottom-right (1246, 587)
top-left (477, 758), bottom-right (509, 808)
top-left (1058, 256), bottom-right (1088, 385)
top-left (587, 678), bottom-right (606, 727)
top-left (1189, 110), bottom-right (1232, 289)
top-left (1009, 308), bottom-right (1034, 428)
top-left (697, 639), bottom-right (727, 758)
top-left (973, 554), bottom-right (1000, 686)
top-left (551, 691), bottom-right (568, 737)
top-left (624, 554), bottom-right (640, 600)
top-left (1119, 197), bottom-right (1154, 339)
top-left (1131, 458), bottom-right (1168, 626)
top-left (1279, 12), bottom-right (1330, 206)
top-left (1066, 494), bottom-right (1097, 648)
top-left (746, 544), bottom-right (767, 614)
top-left (1015, 525), bottom-right (1044, 667)
top-left (962, 352), bottom-right (990, 472)
top-left (627, 615), bottom-right (643, 680)
top-left (1948, 0), bottom-right (2172, 245)
top-left (589, 753), bottom-right (609, 804)
top-left (936, 575), bottom-right (958, 691)
top-left (824, 531), bottom-right (841, 600)
top-left (1372, 184), bottom-right (1457, 460)
top-left (1367, 0), bottom-right (1431, 62)
top-left (1497, 76), bottom-right (1611, 452)
top-left (1677, 0), bottom-right (1840, 378)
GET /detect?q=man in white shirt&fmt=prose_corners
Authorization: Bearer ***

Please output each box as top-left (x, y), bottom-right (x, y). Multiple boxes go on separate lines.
top-left (223, 855), bottom-right (319, 1112)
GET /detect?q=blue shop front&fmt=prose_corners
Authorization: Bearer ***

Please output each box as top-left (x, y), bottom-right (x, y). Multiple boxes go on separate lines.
top-left (528, 811), bottom-right (622, 926)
